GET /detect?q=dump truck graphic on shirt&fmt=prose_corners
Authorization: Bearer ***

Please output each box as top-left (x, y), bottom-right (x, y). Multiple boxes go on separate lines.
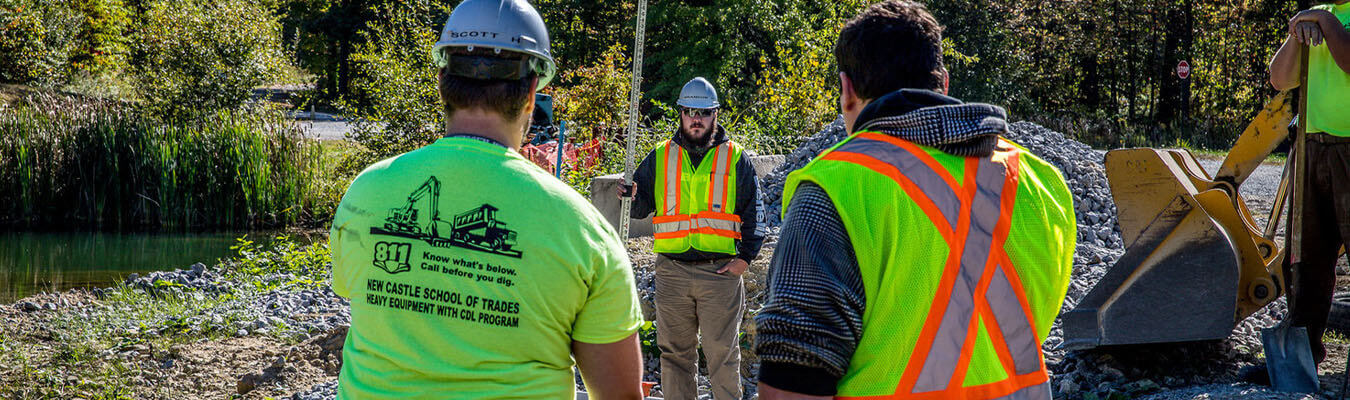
top-left (369, 176), bottom-right (523, 261)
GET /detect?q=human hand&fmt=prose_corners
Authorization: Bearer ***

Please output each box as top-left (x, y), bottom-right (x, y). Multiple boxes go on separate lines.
top-left (717, 259), bottom-right (749, 276)
top-left (1292, 21), bottom-right (1325, 46)
top-left (617, 182), bottom-right (635, 199)
top-left (1289, 10), bottom-right (1335, 46)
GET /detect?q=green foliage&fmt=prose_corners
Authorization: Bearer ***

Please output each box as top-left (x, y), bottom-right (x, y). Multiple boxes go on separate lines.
top-left (223, 235), bottom-right (332, 290)
top-left (732, 32), bottom-right (838, 152)
top-left (535, 0), bottom-right (632, 71)
top-left (71, 0), bottom-right (131, 76)
top-left (928, 0), bottom-right (1297, 150)
top-left (0, 0), bottom-right (82, 85)
top-left (638, 320), bottom-right (660, 357)
top-left (337, 0), bottom-right (446, 169)
top-left (0, 94), bottom-right (339, 229)
top-left (131, 0), bottom-right (289, 117)
top-left (553, 43), bottom-right (632, 141)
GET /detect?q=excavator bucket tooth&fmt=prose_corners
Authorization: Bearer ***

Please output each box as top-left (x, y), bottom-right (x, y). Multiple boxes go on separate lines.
top-left (1062, 193), bottom-right (1241, 350)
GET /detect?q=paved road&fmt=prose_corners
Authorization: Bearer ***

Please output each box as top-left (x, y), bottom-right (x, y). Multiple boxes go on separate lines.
top-left (296, 120), bottom-right (353, 141)
top-left (1195, 157), bottom-right (1285, 231)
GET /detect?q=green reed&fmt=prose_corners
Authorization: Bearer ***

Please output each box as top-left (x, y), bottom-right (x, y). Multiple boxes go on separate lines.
top-left (0, 94), bottom-right (337, 229)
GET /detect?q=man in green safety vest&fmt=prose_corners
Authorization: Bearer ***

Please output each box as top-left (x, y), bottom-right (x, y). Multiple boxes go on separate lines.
top-left (328, 0), bottom-right (644, 398)
top-left (753, 2), bottom-right (1076, 399)
top-left (619, 77), bottom-right (766, 400)
top-left (1243, 0), bottom-right (1350, 385)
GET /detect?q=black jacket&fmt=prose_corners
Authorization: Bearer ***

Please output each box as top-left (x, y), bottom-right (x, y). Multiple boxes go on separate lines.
top-left (629, 125), bottom-right (764, 264)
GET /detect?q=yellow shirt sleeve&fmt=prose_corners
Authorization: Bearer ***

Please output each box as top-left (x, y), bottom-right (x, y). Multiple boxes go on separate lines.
top-left (570, 218), bottom-right (644, 344)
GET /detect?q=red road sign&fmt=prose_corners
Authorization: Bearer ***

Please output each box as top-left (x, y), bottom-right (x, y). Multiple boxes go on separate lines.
top-left (1177, 60), bottom-right (1191, 80)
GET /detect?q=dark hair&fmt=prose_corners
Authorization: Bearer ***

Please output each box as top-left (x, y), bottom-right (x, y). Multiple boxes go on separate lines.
top-left (834, 0), bottom-right (945, 100)
top-left (437, 53), bottom-right (535, 121)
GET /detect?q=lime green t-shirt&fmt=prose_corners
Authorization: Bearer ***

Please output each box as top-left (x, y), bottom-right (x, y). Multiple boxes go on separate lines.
top-left (329, 136), bottom-right (643, 399)
top-left (1308, 2), bottom-right (1350, 136)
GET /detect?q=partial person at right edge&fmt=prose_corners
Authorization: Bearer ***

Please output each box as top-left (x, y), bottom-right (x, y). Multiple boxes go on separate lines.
top-left (753, 1), bottom-right (1076, 399)
top-left (1245, 0), bottom-right (1350, 385)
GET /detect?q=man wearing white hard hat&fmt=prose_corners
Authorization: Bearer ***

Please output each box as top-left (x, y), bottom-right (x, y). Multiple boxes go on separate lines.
top-left (619, 77), bottom-right (765, 400)
top-left (328, 0), bottom-right (644, 398)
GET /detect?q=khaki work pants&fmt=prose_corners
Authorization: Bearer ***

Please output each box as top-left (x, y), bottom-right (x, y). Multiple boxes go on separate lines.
top-left (654, 255), bottom-right (745, 400)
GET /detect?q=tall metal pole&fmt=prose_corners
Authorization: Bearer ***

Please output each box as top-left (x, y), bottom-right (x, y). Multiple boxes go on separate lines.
top-left (619, 0), bottom-right (647, 240)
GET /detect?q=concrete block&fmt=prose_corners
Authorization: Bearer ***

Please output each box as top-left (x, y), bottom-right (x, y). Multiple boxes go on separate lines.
top-left (589, 155), bottom-right (784, 238)
top-left (590, 173), bottom-right (653, 238)
top-left (749, 155), bottom-right (785, 179)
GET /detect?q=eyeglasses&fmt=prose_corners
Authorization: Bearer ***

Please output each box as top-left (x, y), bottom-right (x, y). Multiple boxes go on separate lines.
top-left (681, 108), bottom-right (717, 118)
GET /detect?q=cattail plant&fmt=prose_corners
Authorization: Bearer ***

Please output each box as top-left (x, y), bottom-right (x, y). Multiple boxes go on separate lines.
top-left (0, 94), bottom-right (336, 230)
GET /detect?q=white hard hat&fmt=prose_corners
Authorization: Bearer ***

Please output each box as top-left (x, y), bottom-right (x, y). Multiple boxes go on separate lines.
top-left (677, 77), bottom-right (719, 109)
top-left (432, 0), bottom-right (557, 90)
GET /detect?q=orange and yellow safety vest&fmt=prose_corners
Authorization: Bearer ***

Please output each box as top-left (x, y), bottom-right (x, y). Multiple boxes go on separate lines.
top-left (783, 132), bottom-right (1075, 400)
top-left (653, 140), bottom-right (744, 255)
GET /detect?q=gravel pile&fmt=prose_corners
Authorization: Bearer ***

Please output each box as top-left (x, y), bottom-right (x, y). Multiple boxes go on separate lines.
top-left (290, 381), bottom-right (338, 400)
top-left (114, 263), bottom-right (351, 338)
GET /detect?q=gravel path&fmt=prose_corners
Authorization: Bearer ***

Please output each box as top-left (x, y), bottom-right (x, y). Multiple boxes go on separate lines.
top-left (1195, 157), bottom-right (1286, 230)
top-left (296, 121), bottom-right (353, 141)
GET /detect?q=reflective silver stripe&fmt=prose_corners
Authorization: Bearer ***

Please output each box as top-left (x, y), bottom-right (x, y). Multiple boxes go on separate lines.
top-left (988, 264), bottom-right (1042, 375)
top-left (708, 143), bottom-right (732, 212)
top-left (654, 216), bottom-right (739, 237)
top-left (653, 218), bottom-right (692, 234)
top-left (997, 380), bottom-right (1051, 400)
top-left (694, 216), bottom-right (741, 232)
top-left (835, 138), bottom-right (960, 228)
top-left (912, 155), bottom-right (1022, 393)
top-left (662, 142), bottom-right (682, 216)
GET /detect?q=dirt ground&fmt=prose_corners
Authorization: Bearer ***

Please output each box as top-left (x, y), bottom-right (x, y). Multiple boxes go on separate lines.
top-left (0, 291), bottom-right (343, 399)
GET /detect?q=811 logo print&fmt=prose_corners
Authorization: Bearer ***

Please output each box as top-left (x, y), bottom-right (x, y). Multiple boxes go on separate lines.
top-left (373, 241), bottom-right (412, 274)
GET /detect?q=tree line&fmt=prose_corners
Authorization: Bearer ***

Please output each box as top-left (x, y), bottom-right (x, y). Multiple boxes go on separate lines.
top-left (1, 0), bottom-right (1315, 151)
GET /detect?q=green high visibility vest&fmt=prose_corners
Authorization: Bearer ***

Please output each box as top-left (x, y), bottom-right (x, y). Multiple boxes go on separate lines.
top-left (652, 139), bottom-right (743, 255)
top-left (783, 132), bottom-right (1075, 399)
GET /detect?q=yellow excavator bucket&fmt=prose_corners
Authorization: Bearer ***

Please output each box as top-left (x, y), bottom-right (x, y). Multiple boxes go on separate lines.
top-left (1061, 91), bottom-right (1294, 350)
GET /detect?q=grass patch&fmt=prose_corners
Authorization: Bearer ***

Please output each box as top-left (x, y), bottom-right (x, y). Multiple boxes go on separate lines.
top-left (0, 93), bottom-right (345, 229)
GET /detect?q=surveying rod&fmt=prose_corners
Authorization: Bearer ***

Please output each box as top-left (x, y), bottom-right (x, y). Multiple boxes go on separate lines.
top-left (619, 0), bottom-right (648, 240)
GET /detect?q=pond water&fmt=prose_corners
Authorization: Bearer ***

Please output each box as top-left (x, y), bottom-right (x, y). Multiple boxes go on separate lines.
top-left (0, 230), bottom-right (322, 304)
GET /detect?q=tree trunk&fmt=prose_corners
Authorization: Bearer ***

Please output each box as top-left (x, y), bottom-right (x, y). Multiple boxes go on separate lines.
top-left (1156, 0), bottom-right (1194, 124)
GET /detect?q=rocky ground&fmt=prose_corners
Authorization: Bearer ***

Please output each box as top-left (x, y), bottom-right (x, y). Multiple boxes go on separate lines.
top-left (1, 120), bottom-right (1343, 399)
top-left (0, 241), bottom-right (350, 399)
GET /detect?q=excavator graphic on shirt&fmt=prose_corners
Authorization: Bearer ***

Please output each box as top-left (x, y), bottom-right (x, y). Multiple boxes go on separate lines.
top-left (370, 176), bottom-right (523, 260)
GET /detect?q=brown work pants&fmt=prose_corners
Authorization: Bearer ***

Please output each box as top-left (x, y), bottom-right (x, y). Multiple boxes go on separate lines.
top-left (654, 255), bottom-right (745, 400)
top-left (1288, 134), bottom-right (1350, 365)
